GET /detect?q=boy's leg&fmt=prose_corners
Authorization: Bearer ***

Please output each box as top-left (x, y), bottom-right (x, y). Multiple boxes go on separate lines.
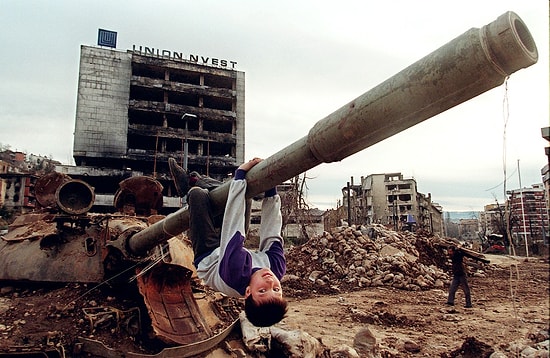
top-left (188, 188), bottom-right (221, 258)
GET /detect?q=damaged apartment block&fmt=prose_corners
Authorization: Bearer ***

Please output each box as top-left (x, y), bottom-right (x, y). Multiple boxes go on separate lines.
top-left (66, 45), bottom-right (245, 212)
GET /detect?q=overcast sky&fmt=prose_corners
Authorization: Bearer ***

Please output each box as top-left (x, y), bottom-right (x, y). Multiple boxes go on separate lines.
top-left (0, 1), bottom-right (548, 212)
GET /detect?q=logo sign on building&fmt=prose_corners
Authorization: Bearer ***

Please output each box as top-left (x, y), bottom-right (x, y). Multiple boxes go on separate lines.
top-left (98, 29), bottom-right (117, 48)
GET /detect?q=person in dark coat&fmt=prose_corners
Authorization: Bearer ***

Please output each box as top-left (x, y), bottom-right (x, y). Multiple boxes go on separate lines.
top-left (446, 246), bottom-right (474, 308)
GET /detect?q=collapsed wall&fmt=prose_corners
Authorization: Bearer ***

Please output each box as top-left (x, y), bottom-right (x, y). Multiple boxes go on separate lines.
top-left (284, 224), bottom-right (487, 297)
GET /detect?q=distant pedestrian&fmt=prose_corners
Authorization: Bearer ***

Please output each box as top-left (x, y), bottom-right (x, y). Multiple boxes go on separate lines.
top-left (445, 246), bottom-right (487, 308)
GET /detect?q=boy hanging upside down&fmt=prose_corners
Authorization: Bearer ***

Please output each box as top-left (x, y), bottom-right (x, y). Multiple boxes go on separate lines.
top-left (169, 157), bottom-right (288, 327)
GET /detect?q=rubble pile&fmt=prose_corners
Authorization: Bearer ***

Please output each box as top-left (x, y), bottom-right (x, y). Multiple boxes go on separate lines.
top-left (284, 224), bottom-right (475, 297)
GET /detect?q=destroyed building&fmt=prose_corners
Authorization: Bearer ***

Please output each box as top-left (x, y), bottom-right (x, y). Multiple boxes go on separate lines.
top-left (57, 44), bottom-right (245, 212)
top-left (341, 173), bottom-right (444, 235)
top-left (507, 184), bottom-right (549, 248)
top-left (0, 151), bottom-right (60, 214)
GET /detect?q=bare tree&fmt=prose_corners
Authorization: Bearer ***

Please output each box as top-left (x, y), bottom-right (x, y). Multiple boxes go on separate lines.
top-left (279, 172), bottom-right (315, 243)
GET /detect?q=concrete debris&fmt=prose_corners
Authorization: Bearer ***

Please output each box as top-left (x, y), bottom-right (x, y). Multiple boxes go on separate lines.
top-left (403, 340), bottom-right (421, 353)
top-left (270, 326), bottom-right (326, 358)
top-left (239, 311), bottom-right (271, 353)
top-left (448, 334), bottom-right (550, 358)
top-left (504, 336), bottom-right (550, 358)
top-left (329, 345), bottom-right (360, 358)
top-left (352, 326), bottom-right (378, 357)
top-left (285, 224), bottom-right (477, 295)
top-left (240, 311), bottom-right (326, 358)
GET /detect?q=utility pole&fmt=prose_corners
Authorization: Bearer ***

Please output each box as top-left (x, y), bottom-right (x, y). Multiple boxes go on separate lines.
top-left (393, 189), bottom-right (398, 231)
top-left (347, 181), bottom-right (351, 226)
top-left (518, 159), bottom-right (529, 257)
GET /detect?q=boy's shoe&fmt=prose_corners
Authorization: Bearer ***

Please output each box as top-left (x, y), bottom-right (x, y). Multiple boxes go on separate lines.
top-left (464, 304), bottom-right (473, 308)
top-left (445, 302), bottom-right (454, 306)
top-left (168, 157), bottom-right (223, 196)
top-left (168, 158), bottom-right (189, 197)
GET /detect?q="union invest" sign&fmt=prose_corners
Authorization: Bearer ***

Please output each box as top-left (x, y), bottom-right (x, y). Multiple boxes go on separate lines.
top-left (131, 45), bottom-right (238, 69)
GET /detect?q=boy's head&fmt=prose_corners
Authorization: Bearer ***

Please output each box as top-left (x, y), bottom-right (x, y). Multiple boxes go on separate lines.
top-left (244, 268), bottom-right (288, 327)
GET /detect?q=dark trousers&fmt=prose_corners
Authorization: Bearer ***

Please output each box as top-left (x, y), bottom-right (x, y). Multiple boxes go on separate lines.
top-left (187, 188), bottom-right (222, 259)
top-left (447, 274), bottom-right (472, 306)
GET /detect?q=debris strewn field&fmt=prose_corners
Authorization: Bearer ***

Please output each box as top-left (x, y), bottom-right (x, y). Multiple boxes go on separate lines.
top-left (280, 225), bottom-right (549, 357)
top-left (0, 225), bottom-right (548, 357)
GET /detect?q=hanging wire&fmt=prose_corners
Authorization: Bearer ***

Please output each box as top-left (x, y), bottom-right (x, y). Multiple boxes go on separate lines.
top-left (502, 77), bottom-right (509, 213)
top-left (484, 167), bottom-right (517, 192)
top-left (501, 77), bottom-right (521, 324)
top-left (502, 77), bottom-right (517, 256)
top-left (128, 244), bottom-right (170, 282)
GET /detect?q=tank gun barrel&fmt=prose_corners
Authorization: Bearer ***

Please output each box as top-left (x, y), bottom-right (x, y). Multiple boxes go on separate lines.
top-left (128, 11), bottom-right (538, 256)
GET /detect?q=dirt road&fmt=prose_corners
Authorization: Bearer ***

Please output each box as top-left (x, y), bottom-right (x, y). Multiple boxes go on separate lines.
top-left (280, 254), bottom-right (549, 356)
top-left (0, 251), bottom-right (547, 357)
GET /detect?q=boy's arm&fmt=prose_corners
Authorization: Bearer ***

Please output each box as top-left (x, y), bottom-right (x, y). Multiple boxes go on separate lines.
top-left (259, 187), bottom-right (286, 279)
top-left (259, 190), bottom-right (283, 250)
top-left (216, 159), bottom-right (262, 295)
top-left (219, 177), bottom-right (247, 251)
top-left (219, 158), bottom-right (263, 252)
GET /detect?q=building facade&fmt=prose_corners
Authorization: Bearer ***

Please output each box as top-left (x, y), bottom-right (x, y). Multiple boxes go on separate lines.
top-left (0, 151), bottom-right (60, 214)
top-left (0, 174), bottom-right (37, 213)
top-left (457, 218), bottom-right (480, 242)
top-left (541, 126), bottom-right (549, 237)
top-left (479, 203), bottom-right (506, 237)
top-left (68, 45), bottom-right (245, 210)
top-left (341, 173), bottom-right (443, 235)
top-left (507, 184), bottom-right (548, 247)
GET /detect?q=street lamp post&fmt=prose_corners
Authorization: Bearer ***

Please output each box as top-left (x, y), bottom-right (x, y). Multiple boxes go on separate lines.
top-left (181, 113), bottom-right (197, 171)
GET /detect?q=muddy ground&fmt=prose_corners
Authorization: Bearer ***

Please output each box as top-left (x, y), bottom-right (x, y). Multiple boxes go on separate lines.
top-left (0, 254), bottom-right (548, 357)
top-left (280, 254), bottom-right (549, 357)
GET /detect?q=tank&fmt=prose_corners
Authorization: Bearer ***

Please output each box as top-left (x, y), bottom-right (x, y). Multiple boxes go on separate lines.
top-left (0, 11), bottom-right (538, 358)
top-left (1, 172), bottom-right (243, 357)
